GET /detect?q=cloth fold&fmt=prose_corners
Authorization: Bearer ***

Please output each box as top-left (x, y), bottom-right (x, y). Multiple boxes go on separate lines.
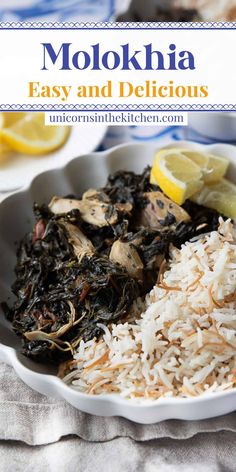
top-left (1, 363), bottom-right (236, 446)
top-left (1, 432), bottom-right (236, 472)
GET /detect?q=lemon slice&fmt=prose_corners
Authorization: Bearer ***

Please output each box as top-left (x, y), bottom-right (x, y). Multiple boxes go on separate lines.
top-left (181, 149), bottom-right (229, 183)
top-left (0, 114), bottom-right (13, 163)
top-left (0, 141), bottom-right (12, 164)
top-left (150, 167), bottom-right (157, 186)
top-left (0, 113), bottom-right (5, 129)
top-left (191, 178), bottom-right (236, 219)
top-left (151, 149), bottom-right (204, 205)
top-left (0, 113), bottom-right (70, 155)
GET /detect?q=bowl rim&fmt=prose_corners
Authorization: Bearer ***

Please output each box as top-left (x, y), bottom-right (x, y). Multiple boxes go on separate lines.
top-left (4, 138), bottom-right (236, 202)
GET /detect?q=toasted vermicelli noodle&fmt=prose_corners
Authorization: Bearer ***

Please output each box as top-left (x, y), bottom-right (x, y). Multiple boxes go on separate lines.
top-left (62, 218), bottom-right (236, 400)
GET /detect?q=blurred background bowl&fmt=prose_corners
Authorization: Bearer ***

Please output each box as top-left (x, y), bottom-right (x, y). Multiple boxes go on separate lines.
top-left (189, 112), bottom-right (236, 142)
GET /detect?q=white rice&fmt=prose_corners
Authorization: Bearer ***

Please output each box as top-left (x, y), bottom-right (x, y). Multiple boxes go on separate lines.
top-left (63, 218), bottom-right (236, 400)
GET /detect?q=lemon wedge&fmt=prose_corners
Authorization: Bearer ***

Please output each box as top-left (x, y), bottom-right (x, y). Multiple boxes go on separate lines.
top-left (0, 113), bottom-right (70, 155)
top-left (180, 149), bottom-right (229, 183)
top-left (0, 141), bottom-right (12, 164)
top-left (151, 148), bottom-right (204, 205)
top-left (191, 178), bottom-right (236, 219)
top-left (0, 113), bottom-right (5, 129)
top-left (0, 114), bottom-right (12, 163)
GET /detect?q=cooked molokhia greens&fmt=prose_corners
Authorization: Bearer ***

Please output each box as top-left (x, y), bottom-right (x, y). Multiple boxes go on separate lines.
top-left (3, 167), bottom-right (221, 364)
top-left (62, 219), bottom-right (236, 399)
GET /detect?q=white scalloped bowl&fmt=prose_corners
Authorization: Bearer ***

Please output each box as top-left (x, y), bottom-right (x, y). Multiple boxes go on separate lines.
top-left (1, 140), bottom-right (236, 424)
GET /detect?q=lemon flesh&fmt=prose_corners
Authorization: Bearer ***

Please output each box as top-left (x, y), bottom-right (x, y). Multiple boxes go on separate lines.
top-left (191, 178), bottom-right (236, 219)
top-left (151, 149), bottom-right (204, 205)
top-left (0, 113), bottom-right (13, 163)
top-left (181, 149), bottom-right (229, 183)
top-left (0, 113), bottom-right (5, 129)
top-left (0, 112), bottom-right (70, 155)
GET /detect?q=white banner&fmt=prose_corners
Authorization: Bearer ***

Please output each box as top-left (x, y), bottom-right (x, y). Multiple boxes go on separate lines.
top-left (0, 24), bottom-right (235, 110)
top-left (44, 111), bottom-right (188, 126)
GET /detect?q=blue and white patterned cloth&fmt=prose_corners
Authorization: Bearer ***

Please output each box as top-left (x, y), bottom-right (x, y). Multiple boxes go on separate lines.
top-left (101, 123), bottom-right (236, 150)
top-left (0, 0), bottom-right (117, 22)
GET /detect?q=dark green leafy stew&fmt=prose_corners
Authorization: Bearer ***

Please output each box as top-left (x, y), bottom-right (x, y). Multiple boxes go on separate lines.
top-left (2, 167), bottom-right (221, 364)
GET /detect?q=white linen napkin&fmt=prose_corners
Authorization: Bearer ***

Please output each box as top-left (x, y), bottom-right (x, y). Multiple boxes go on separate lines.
top-left (1, 431), bottom-right (235, 472)
top-left (1, 362), bottom-right (236, 446)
